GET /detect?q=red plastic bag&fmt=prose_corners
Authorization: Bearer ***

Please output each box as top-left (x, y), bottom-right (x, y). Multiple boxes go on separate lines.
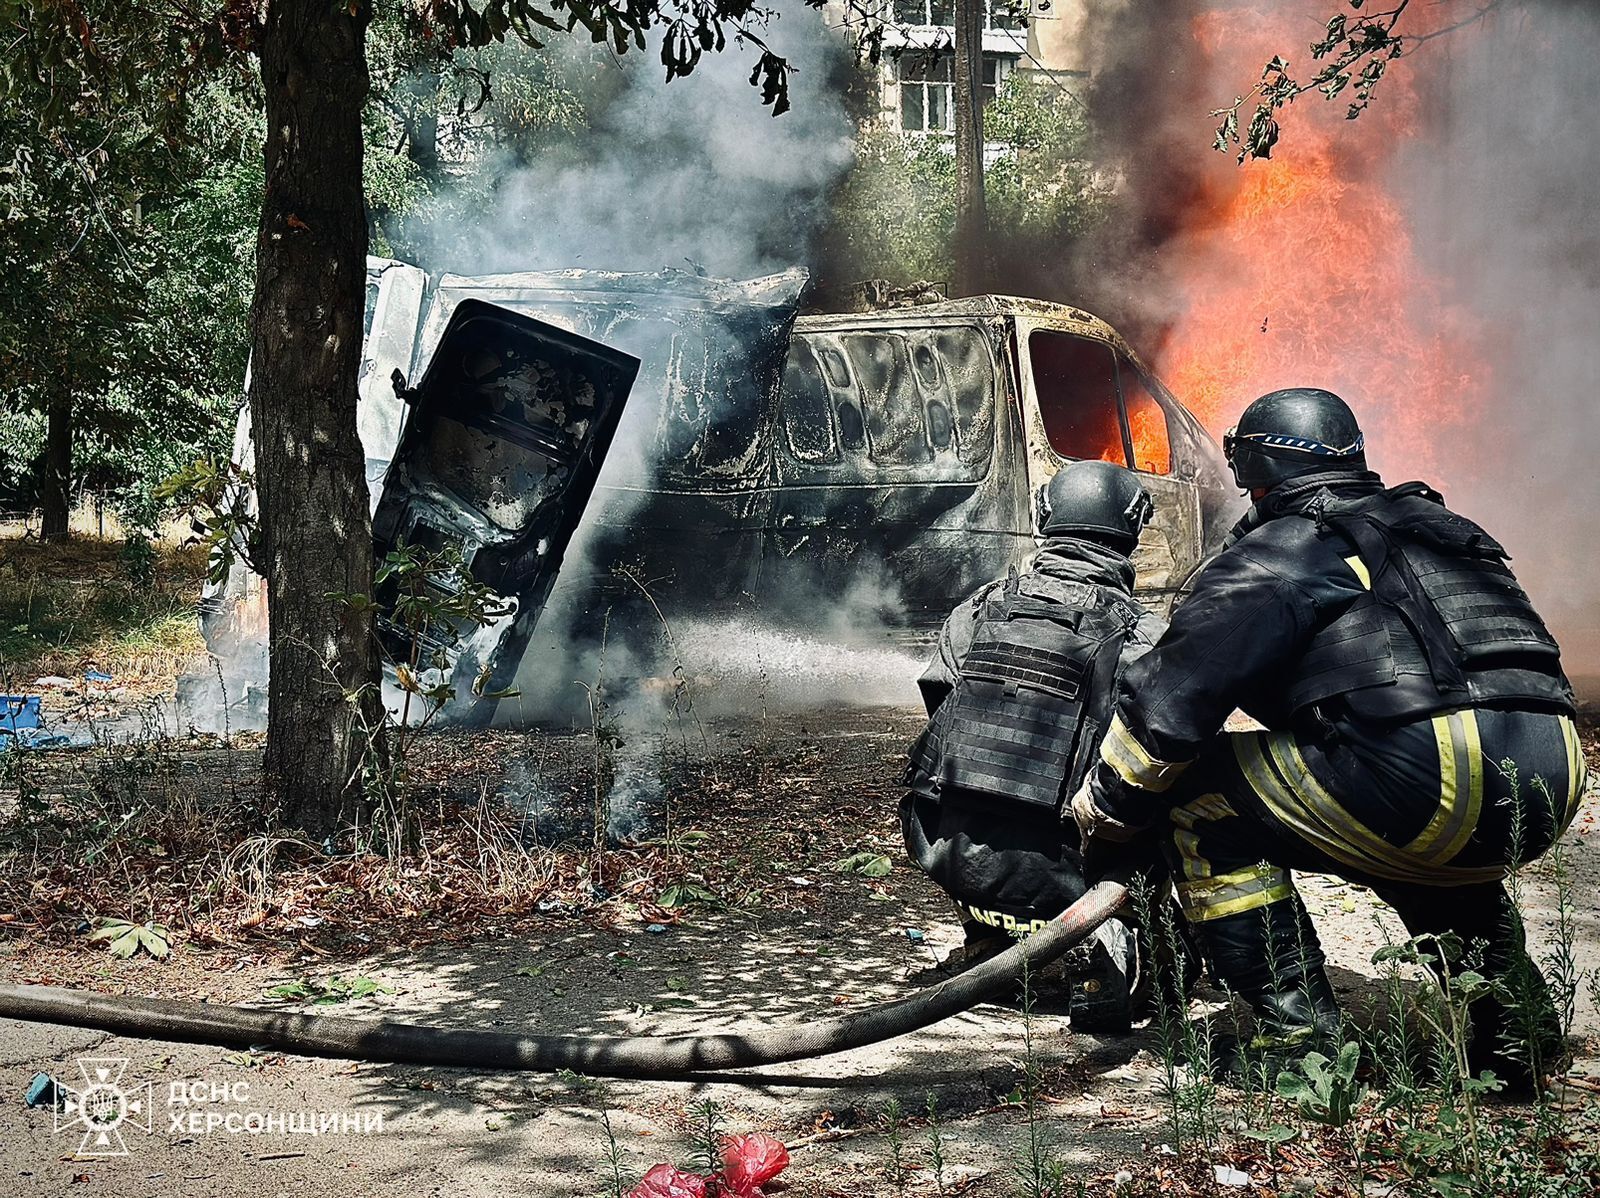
top-left (720, 1133), bottom-right (791, 1190)
top-left (625, 1164), bottom-right (708, 1198)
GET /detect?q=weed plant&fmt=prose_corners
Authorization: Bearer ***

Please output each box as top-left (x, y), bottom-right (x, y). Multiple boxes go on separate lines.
top-left (1205, 758), bottom-right (1600, 1197)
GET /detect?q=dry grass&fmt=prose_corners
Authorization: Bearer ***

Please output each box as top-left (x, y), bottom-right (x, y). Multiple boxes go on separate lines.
top-left (0, 536), bottom-right (208, 693)
top-left (0, 731), bottom-right (688, 958)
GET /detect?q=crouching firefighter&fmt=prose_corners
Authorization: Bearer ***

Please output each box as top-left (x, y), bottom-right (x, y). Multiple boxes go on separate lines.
top-left (903, 460), bottom-right (1170, 1032)
top-left (1070, 387), bottom-right (1590, 1083)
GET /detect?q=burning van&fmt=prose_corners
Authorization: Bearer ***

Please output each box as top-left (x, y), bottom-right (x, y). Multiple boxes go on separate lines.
top-left (199, 258), bottom-right (1240, 723)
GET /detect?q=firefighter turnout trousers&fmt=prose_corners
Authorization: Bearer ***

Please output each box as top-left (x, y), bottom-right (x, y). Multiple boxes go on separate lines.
top-left (1158, 707), bottom-right (1588, 1002)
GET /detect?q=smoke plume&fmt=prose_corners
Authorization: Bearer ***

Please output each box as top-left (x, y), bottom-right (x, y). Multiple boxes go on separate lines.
top-left (399, 5), bottom-right (857, 282)
top-left (1058, 0), bottom-right (1600, 679)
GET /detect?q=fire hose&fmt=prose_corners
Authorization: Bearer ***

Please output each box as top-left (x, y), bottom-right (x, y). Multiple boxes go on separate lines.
top-left (0, 878), bottom-right (1128, 1080)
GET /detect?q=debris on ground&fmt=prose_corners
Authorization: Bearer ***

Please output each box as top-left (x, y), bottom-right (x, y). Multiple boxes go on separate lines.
top-left (23, 1073), bottom-right (61, 1110)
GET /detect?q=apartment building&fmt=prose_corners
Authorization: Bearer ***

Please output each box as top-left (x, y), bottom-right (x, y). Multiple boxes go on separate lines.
top-left (835, 0), bottom-right (1093, 137)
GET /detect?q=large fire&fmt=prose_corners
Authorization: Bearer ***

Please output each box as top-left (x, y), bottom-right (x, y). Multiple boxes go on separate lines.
top-left (1152, 1), bottom-right (1487, 485)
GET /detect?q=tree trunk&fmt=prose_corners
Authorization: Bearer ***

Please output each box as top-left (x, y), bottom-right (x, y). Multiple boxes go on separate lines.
top-left (952, 0), bottom-right (988, 297)
top-left (40, 391), bottom-right (71, 541)
top-left (250, 0), bottom-right (383, 839)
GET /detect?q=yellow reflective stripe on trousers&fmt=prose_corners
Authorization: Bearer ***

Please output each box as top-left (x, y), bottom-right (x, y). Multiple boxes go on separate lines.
top-left (1233, 732), bottom-right (1504, 886)
top-left (1176, 863), bottom-right (1294, 922)
top-left (1404, 711), bottom-right (1483, 865)
top-left (1099, 714), bottom-right (1191, 794)
top-left (1169, 793), bottom-right (1239, 882)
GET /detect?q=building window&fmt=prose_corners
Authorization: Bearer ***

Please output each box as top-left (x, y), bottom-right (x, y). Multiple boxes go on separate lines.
top-left (891, 0), bottom-right (1023, 30)
top-left (899, 52), bottom-right (1014, 133)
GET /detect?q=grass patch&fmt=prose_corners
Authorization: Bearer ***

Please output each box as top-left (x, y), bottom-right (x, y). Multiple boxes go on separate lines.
top-left (0, 537), bottom-right (207, 688)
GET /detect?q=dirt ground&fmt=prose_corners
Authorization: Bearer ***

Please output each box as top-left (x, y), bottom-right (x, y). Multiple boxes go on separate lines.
top-left (1, 706), bottom-right (1598, 1198)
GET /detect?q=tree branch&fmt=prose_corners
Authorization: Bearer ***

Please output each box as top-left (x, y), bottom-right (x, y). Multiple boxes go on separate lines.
top-left (1212, 0), bottom-right (1501, 163)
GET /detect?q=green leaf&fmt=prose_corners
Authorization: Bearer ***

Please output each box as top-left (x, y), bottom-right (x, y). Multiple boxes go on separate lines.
top-left (108, 928), bottom-right (141, 958)
top-left (87, 917), bottom-right (171, 959)
top-left (1334, 1040), bottom-right (1361, 1086)
top-left (833, 852), bottom-right (893, 877)
top-left (658, 882), bottom-right (721, 909)
top-left (134, 925), bottom-right (171, 958)
top-left (268, 975), bottom-right (392, 1005)
top-left (1275, 1073), bottom-right (1315, 1103)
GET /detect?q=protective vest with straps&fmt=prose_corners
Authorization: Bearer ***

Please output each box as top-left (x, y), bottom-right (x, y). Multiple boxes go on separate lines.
top-left (1290, 482), bottom-right (1574, 723)
top-left (910, 571), bottom-right (1140, 814)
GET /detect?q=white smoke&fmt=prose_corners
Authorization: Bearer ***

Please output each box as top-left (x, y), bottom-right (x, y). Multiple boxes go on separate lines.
top-left (399, 4), bottom-right (857, 282)
top-left (1390, 0), bottom-right (1600, 681)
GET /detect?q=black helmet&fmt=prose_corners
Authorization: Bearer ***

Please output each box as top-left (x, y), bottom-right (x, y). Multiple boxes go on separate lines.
top-left (1039, 459), bottom-right (1155, 550)
top-left (1223, 388), bottom-right (1367, 491)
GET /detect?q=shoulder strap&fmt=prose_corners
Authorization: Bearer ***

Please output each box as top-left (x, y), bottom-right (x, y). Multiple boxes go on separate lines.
top-left (1311, 487), bottom-right (1470, 693)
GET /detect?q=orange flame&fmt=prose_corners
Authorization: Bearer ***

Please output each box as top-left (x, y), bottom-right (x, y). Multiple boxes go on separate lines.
top-left (1153, 2), bottom-right (1487, 485)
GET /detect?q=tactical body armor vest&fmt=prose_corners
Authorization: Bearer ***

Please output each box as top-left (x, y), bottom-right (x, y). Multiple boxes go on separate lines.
top-left (1290, 482), bottom-right (1574, 724)
top-left (910, 572), bottom-right (1140, 813)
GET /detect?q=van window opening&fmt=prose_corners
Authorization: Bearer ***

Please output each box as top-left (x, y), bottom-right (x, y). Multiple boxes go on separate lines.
top-left (1119, 368), bottom-right (1172, 475)
top-left (1029, 331), bottom-right (1172, 475)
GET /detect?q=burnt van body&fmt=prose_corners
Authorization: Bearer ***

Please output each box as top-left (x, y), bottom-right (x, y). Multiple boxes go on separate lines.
top-left (758, 299), bottom-right (1238, 623)
top-left (200, 262), bottom-right (1239, 723)
top-left (432, 276), bottom-right (1241, 628)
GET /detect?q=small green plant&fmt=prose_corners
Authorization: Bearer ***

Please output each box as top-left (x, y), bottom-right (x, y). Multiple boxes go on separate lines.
top-left (554, 1068), bottom-right (607, 1100)
top-left (330, 539), bottom-right (520, 855)
top-left (86, 917), bottom-right (172, 959)
top-left (1008, 942), bottom-right (1059, 1198)
top-left (881, 1095), bottom-right (908, 1193)
top-left (266, 975), bottom-right (394, 1005)
top-left (1275, 1041), bottom-right (1367, 1128)
top-left (599, 1109), bottom-right (626, 1198)
top-left (1371, 933), bottom-right (1507, 1180)
top-left (657, 881), bottom-right (722, 909)
top-left (924, 1090), bottom-right (947, 1197)
top-left (118, 532), bottom-right (155, 586)
top-left (1133, 879), bottom-right (1217, 1153)
top-left (687, 1098), bottom-right (725, 1176)
top-left (832, 851), bottom-right (892, 877)
top-left (155, 457), bottom-right (261, 583)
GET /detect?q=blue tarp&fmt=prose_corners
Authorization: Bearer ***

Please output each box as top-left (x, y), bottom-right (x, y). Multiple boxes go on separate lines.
top-left (0, 695), bottom-right (71, 750)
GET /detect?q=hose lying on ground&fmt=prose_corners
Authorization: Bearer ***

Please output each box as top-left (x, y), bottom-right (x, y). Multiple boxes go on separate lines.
top-left (0, 877), bottom-right (1128, 1080)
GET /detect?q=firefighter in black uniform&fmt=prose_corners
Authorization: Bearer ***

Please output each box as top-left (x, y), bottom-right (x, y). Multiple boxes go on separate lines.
top-left (904, 459), bottom-right (1168, 1030)
top-left (1070, 387), bottom-right (1589, 1081)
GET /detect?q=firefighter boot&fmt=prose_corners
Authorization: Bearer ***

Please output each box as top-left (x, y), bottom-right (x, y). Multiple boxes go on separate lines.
top-left (1065, 916), bottom-right (1138, 1034)
top-left (1460, 944), bottom-right (1566, 1094)
top-left (1249, 974), bottom-right (1344, 1049)
top-left (1199, 894), bottom-right (1343, 1074)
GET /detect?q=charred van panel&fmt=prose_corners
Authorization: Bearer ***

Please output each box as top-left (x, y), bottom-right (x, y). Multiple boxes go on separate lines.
top-left (372, 299), bottom-right (639, 720)
top-left (411, 270), bottom-right (808, 611)
top-left (763, 318), bottom-right (1030, 624)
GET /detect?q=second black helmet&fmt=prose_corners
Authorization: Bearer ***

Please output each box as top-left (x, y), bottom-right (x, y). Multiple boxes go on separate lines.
top-left (1224, 388), bottom-right (1366, 491)
top-left (1039, 459), bottom-right (1155, 551)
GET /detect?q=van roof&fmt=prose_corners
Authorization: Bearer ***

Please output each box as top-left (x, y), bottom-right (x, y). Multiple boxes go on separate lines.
top-left (795, 294), bottom-right (1139, 360)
